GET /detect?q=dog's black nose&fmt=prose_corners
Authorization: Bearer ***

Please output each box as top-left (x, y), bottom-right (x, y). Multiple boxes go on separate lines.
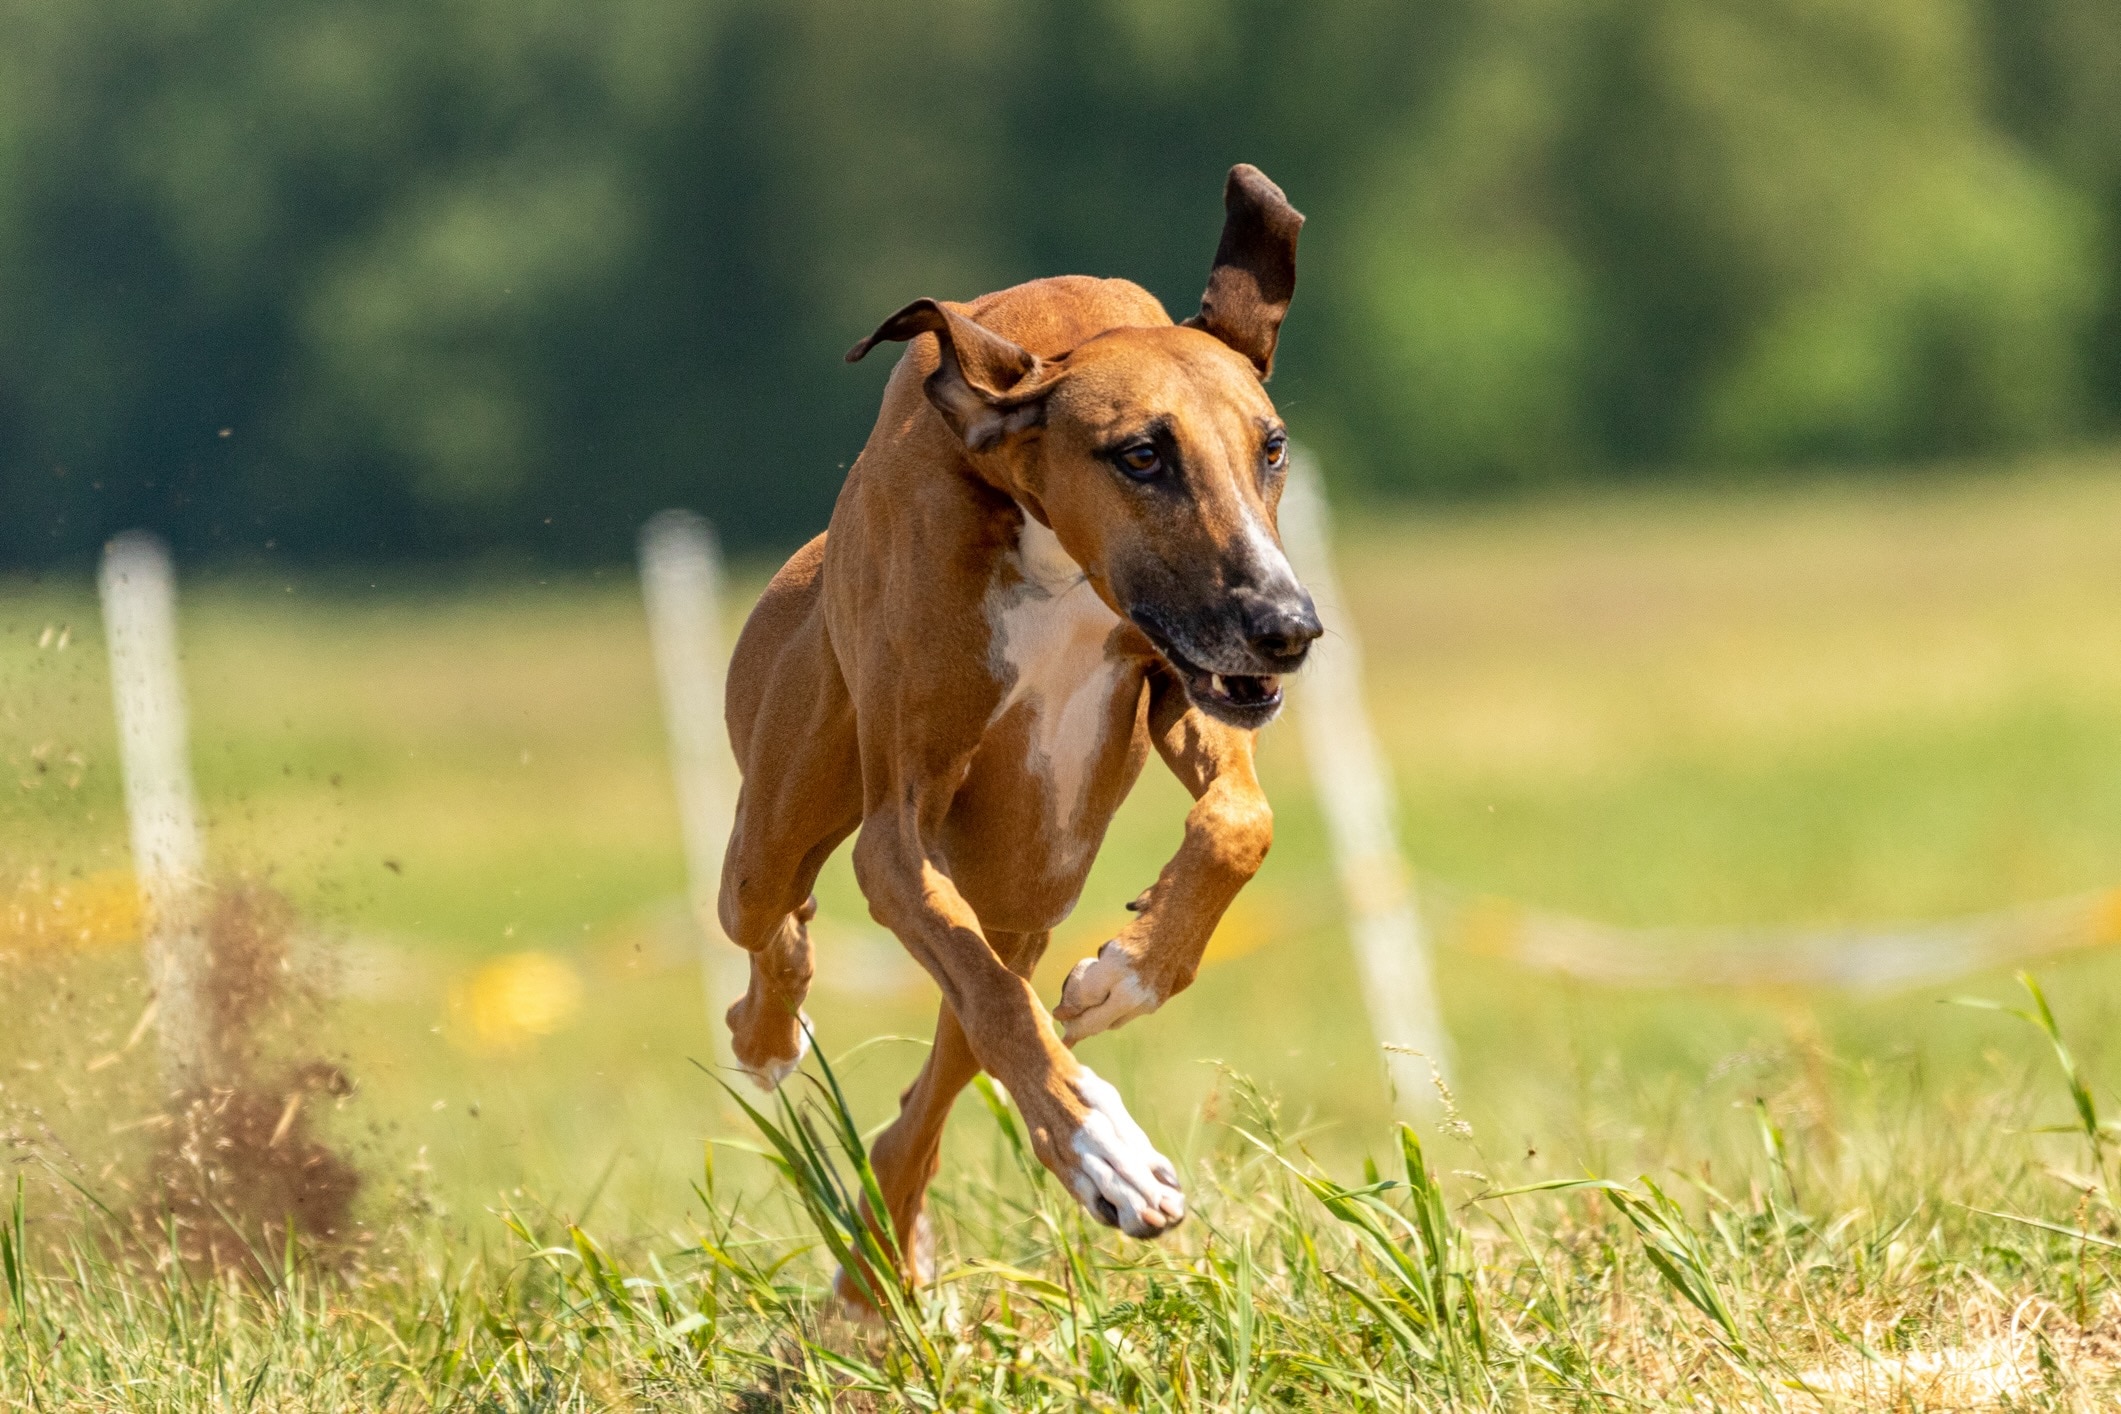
top-left (1239, 591), bottom-right (1322, 663)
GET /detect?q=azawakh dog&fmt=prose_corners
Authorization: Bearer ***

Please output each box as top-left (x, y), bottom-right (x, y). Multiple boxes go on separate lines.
top-left (717, 164), bottom-right (1319, 1304)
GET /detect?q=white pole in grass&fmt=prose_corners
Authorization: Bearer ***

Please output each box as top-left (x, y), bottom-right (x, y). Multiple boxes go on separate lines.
top-left (639, 510), bottom-right (742, 1068)
top-left (1279, 453), bottom-right (1452, 1116)
top-left (98, 532), bottom-right (213, 1092)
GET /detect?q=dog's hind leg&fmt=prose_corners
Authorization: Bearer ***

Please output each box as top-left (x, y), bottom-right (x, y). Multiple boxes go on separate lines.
top-left (834, 929), bottom-right (1051, 1309)
top-left (717, 537), bottom-right (862, 1089)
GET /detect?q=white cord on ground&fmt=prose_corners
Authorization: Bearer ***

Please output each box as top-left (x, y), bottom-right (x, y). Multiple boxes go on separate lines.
top-left (1280, 454), bottom-right (1453, 1115)
top-left (1422, 879), bottom-right (2121, 990)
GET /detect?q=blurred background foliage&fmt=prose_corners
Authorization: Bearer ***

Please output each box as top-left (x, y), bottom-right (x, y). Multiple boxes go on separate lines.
top-left (3, 0), bottom-right (2118, 567)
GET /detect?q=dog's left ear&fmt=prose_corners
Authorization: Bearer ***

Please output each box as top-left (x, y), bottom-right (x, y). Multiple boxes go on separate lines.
top-left (1183, 163), bottom-right (1304, 379)
top-left (847, 298), bottom-right (1065, 452)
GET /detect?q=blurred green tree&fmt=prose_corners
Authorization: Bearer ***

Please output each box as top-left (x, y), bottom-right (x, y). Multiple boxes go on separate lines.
top-left (0, 0), bottom-right (2113, 566)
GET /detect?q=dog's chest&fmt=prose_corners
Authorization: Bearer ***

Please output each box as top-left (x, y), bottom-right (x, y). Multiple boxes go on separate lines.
top-left (984, 517), bottom-right (1129, 837)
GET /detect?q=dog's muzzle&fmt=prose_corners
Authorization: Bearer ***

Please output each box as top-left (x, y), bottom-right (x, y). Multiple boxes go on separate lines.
top-left (1131, 592), bottom-right (1321, 728)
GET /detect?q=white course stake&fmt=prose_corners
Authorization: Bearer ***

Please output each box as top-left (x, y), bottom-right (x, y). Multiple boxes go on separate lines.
top-left (638, 511), bottom-right (743, 1067)
top-left (1279, 454), bottom-right (1452, 1114)
top-left (98, 532), bottom-right (213, 1091)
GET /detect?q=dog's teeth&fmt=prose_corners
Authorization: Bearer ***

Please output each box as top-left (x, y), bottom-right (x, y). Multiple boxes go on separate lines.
top-left (1260, 676), bottom-right (1280, 693)
top-left (1210, 674), bottom-right (1227, 696)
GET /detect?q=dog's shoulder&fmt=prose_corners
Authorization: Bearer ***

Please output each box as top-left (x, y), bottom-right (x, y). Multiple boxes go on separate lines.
top-left (962, 276), bottom-right (1172, 358)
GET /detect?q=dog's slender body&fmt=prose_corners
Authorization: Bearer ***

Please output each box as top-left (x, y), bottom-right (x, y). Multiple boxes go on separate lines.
top-left (718, 166), bottom-right (1318, 1300)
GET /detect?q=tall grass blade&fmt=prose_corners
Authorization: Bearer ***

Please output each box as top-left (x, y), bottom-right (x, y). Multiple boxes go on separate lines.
top-left (1754, 1099), bottom-right (1795, 1211)
top-left (1954, 971), bottom-right (2107, 1185)
top-left (701, 1044), bottom-right (944, 1393)
top-left (2016, 972), bottom-right (2101, 1154)
top-left (1, 1176), bottom-right (24, 1326)
top-left (1604, 1180), bottom-right (1746, 1355)
top-left (1963, 1205), bottom-right (2121, 1253)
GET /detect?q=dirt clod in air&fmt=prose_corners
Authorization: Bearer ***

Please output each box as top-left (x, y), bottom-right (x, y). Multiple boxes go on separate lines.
top-left (137, 881), bottom-right (363, 1273)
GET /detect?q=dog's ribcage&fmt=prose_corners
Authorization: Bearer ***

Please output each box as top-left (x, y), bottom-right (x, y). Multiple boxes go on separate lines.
top-left (984, 516), bottom-right (1129, 857)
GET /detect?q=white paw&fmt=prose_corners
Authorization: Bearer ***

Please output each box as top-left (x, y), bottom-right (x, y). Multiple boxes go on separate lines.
top-left (906, 1209), bottom-right (935, 1287)
top-left (1055, 943), bottom-right (1160, 1045)
top-left (739, 1012), bottom-right (810, 1091)
top-left (1066, 1067), bottom-right (1184, 1238)
top-left (828, 1274), bottom-right (885, 1325)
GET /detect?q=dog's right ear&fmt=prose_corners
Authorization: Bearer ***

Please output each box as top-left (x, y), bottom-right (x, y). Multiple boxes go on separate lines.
top-left (1183, 164), bottom-right (1304, 379)
top-left (847, 298), bottom-right (1065, 453)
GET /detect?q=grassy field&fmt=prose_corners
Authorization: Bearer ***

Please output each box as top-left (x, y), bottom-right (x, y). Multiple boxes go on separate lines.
top-left (6, 457), bottom-right (2121, 1407)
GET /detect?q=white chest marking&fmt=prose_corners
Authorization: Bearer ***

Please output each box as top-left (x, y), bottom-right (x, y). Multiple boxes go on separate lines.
top-left (986, 516), bottom-right (1127, 839)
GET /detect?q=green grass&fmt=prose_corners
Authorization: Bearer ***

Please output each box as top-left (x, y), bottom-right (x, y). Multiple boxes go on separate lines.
top-left (1, 999), bottom-right (2118, 1409)
top-left (7, 455), bottom-right (2121, 1406)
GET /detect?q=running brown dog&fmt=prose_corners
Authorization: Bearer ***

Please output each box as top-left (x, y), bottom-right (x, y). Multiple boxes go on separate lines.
top-left (718, 164), bottom-right (1319, 1300)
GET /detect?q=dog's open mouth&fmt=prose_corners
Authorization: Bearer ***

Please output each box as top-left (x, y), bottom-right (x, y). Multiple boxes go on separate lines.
top-left (1192, 667), bottom-right (1282, 712)
top-left (1128, 612), bottom-right (1294, 725)
top-left (1154, 638), bottom-right (1285, 721)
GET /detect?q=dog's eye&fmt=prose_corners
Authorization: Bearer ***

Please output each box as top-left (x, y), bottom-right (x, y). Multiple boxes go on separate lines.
top-left (1264, 434), bottom-right (1288, 470)
top-left (1116, 444), bottom-right (1162, 479)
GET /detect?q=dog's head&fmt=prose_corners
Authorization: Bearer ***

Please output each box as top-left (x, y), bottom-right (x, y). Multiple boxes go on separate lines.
top-left (847, 164), bottom-right (1320, 729)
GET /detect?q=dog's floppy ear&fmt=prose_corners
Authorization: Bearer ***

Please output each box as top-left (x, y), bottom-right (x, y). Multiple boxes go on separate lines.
top-left (847, 298), bottom-right (1064, 452)
top-left (1182, 163), bottom-right (1304, 379)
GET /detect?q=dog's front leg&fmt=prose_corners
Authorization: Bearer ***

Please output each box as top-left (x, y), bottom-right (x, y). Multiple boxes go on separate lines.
top-left (851, 810), bottom-right (1186, 1239)
top-left (1055, 669), bottom-right (1273, 1045)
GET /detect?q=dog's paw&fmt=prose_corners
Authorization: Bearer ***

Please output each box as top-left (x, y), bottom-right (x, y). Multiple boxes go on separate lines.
top-left (729, 1008), bottom-right (810, 1091)
top-left (1054, 943), bottom-right (1159, 1045)
top-left (830, 1210), bottom-right (933, 1318)
top-left (1065, 1067), bottom-right (1184, 1238)
top-left (828, 1267), bottom-right (886, 1324)
top-left (906, 1208), bottom-right (936, 1286)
